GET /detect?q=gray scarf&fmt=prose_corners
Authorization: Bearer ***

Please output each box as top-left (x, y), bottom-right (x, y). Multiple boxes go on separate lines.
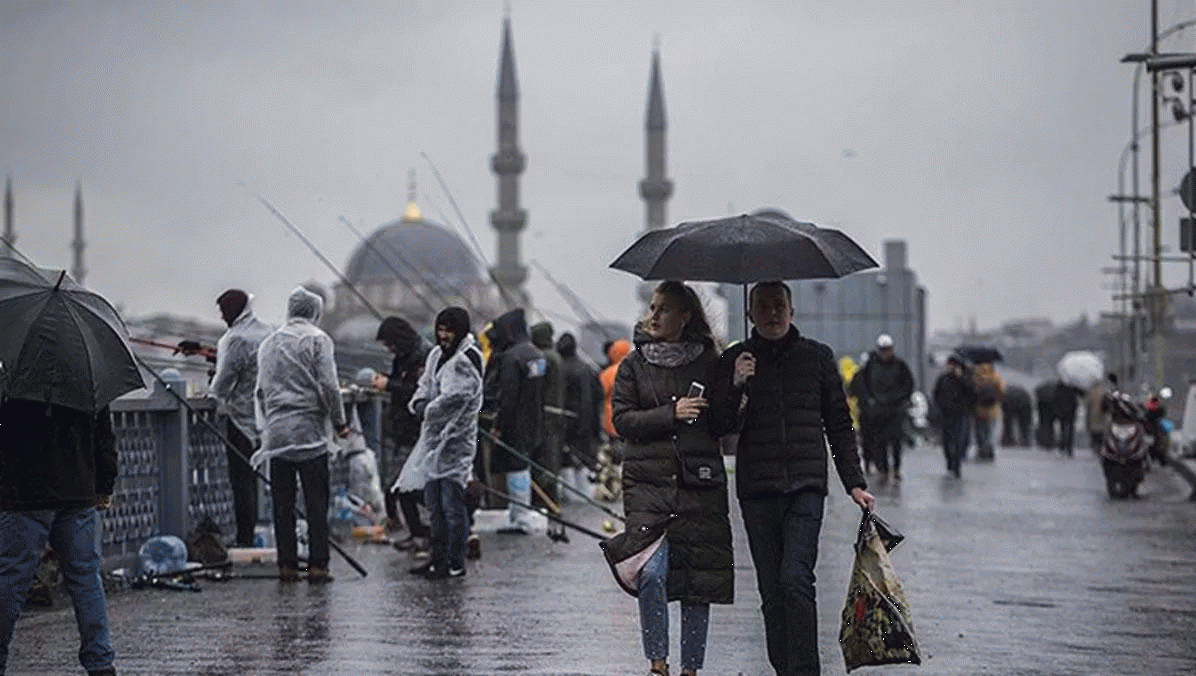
top-left (641, 341), bottom-right (705, 368)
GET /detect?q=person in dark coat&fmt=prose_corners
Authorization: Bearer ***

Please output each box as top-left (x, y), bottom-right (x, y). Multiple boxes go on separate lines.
top-left (373, 316), bottom-right (430, 549)
top-left (0, 399), bottom-right (118, 676)
top-left (556, 332), bottom-right (603, 497)
top-left (1034, 380), bottom-right (1083, 454)
top-left (999, 384), bottom-right (1033, 447)
top-left (933, 355), bottom-right (977, 477)
top-left (851, 334), bottom-right (915, 481)
top-left (483, 308), bottom-right (546, 533)
top-left (1034, 381), bottom-right (1060, 449)
top-left (530, 321), bottom-right (565, 504)
top-left (712, 281), bottom-right (875, 676)
top-left (612, 281), bottom-right (736, 676)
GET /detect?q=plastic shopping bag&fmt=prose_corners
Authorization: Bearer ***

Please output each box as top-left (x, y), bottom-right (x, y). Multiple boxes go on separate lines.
top-left (838, 510), bottom-right (921, 671)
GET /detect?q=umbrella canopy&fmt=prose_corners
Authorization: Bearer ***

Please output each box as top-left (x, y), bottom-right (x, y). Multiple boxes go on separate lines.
top-left (1057, 351), bottom-right (1103, 390)
top-left (0, 257), bottom-right (144, 412)
top-left (609, 210), bottom-right (878, 284)
top-left (955, 345), bottom-right (1003, 365)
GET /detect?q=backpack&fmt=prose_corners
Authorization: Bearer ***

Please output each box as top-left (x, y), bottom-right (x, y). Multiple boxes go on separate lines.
top-left (976, 381), bottom-right (999, 407)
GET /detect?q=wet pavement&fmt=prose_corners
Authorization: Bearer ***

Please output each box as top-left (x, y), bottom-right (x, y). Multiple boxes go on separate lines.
top-left (7, 442), bottom-right (1196, 675)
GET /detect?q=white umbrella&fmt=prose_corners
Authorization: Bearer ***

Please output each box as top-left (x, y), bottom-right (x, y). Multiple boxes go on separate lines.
top-left (1057, 351), bottom-right (1104, 390)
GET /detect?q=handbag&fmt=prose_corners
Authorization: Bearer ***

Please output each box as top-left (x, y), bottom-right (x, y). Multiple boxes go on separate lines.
top-left (676, 443), bottom-right (727, 488)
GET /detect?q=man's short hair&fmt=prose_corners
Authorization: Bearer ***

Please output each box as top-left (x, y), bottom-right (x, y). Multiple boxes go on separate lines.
top-left (748, 281), bottom-right (792, 306)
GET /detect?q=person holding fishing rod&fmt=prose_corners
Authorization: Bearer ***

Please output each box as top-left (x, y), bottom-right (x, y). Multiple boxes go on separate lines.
top-left (609, 281), bottom-right (739, 676)
top-left (252, 287), bottom-right (350, 584)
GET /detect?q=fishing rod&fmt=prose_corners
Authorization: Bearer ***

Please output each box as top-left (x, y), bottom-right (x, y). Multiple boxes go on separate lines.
top-left (481, 428), bottom-right (624, 523)
top-left (336, 215), bottom-right (441, 315)
top-left (130, 337), bottom-right (217, 362)
top-left (476, 482), bottom-right (608, 542)
top-left (241, 184), bottom-right (383, 321)
top-left (136, 358), bottom-right (370, 578)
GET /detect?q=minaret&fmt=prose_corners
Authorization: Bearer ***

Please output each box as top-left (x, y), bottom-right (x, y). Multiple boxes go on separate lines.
top-left (2, 176), bottom-right (13, 258)
top-left (638, 45), bottom-right (674, 303)
top-left (490, 15), bottom-right (528, 306)
top-left (72, 182), bottom-right (86, 285)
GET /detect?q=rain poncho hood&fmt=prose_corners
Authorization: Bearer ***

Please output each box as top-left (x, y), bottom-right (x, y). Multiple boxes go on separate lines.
top-left (490, 308), bottom-right (529, 352)
top-left (393, 333), bottom-right (484, 490)
top-left (252, 287), bottom-right (345, 470)
top-left (210, 295), bottom-right (273, 443)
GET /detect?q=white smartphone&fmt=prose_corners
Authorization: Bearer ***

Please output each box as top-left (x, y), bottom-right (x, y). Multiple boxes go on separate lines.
top-left (687, 381), bottom-right (705, 399)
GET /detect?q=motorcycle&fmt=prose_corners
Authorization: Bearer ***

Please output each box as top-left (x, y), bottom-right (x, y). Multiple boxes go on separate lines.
top-left (1099, 393), bottom-right (1149, 499)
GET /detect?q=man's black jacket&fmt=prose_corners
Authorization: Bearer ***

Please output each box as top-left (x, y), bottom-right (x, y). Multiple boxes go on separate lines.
top-left (0, 398), bottom-right (117, 510)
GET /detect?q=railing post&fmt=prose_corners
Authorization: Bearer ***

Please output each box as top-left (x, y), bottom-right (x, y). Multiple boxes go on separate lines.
top-left (156, 369), bottom-right (190, 538)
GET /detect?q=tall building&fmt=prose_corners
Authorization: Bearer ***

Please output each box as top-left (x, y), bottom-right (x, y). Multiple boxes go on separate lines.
top-left (72, 182), bottom-right (86, 285)
top-left (2, 176), bottom-right (13, 258)
top-left (637, 47), bottom-right (673, 304)
top-left (490, 16), bottom-right (529, 308)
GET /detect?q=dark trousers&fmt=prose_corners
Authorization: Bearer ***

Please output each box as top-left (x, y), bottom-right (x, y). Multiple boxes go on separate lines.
top-left (425, 478), bottom-right (468, 570)
top-left (942, 416), bottom-right (969, 474)
top-left (740, 491), bottom-right (825, 676)
top-left (872, 435), bottom-right (903, 474)
top-left (270, 455), bottom-right (330, 569)
top-left (394, 489), bottom-right (429, 539)
top-left (224, 420), bottom-right (260, 547)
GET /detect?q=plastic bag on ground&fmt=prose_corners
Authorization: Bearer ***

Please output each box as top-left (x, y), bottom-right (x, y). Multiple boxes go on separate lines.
top-left (839, 511), bottom-right (921, 671)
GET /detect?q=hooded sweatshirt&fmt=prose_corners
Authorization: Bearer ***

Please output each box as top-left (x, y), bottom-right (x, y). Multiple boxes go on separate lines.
top-left (483, 308), bottom-right (546, 474)
top-left (252, 287), bottom-right (345, 468)
top-left (211, 296), bottom-right (274, 443)
top-left (376, 316), bottom-right (427, 448)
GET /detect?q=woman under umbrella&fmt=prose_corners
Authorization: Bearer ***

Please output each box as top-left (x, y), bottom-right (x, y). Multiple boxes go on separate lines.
top-left (611, 281), bottom-right (736, 676)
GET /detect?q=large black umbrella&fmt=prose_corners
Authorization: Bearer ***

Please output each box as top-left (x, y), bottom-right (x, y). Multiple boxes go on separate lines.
top-left (955, 345), bottom-right (1003, 365)
top-left (0, 257), bottom-right (144, 412)
top-left (609, 210), bottom-right (878, 284)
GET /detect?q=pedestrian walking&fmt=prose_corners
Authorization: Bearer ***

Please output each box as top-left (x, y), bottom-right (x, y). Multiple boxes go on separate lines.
top-left (482, 308), bottom-right (546, 534)
top-left (372, 316), bottom-right (431, 554)
top-left (209, 289), bottom-right (273, 547)
top-left (933, 354), bottom-right (977, 478)
top-left (0, 399), bottom-right (118, 676)
top-left (556, 331), bottom-right (603, 499)
top-left (530, 321), bottom-right (565, 504)
top-left (406, 307), bottom-right (484, 579)
top-left (712, 281), bottom-right (875, 676)
top-left (971, 362), bottom-right (1003, 459)
top-left (253, 287), bottom-right (349, 583)
top-left (999, 384), bottom-right (1033, 447)
top-left (611, 281), bottom-right (736, 676)
top-left (851, 334), bottom-right (915, 482)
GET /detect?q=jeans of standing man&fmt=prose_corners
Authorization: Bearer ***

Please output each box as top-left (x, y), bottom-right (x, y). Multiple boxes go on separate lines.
top-left (505, 469), bottom-right (535, 532)
top-left (0, 508), bottom-right (114, 674)
top-left (636, 538), bottom-right (711, 672)
top-left (974, 415), bottom-right (995, 459)
top-left (271, 454), bottom-right (331, 570)
top-left (740, 491), bottom-right (825, 676)
top-left (424, 478), bottom-right (468, 571)
top-left (224, 419), bottom-right (260, 547)
top-left (942, 416), bottom-right (969, 475)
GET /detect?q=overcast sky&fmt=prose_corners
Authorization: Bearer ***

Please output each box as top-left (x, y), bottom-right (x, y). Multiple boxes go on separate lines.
top-left (3, 0), bottom-right (1194, 337)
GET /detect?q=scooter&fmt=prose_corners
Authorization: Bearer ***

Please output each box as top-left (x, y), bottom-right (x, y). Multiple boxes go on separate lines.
top-left (1099, 394), bottom-right (1149, 499)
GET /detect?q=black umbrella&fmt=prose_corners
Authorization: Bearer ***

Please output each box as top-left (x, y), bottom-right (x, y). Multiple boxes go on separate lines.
top-left (955, 345), bottom-right (1003, 365)
top-left (609, 210), bottom-right (878, 284)
top-left (0, 257), bottom-right (144, 412)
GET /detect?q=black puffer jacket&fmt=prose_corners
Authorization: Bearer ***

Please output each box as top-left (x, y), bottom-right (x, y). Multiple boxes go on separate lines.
top-left (378, 317), bottom-right (428, 449)
top-left (714, 326), bottom-right (866, 499)
top-left (612, 340), bottom-right (734, 605)
top-left (0, 399), bottom-right (117, 510)
top-left (484, 309), bottom-right (546, 474)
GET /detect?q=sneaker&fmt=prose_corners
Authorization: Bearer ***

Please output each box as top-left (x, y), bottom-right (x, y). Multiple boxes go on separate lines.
top-left (426, 564), bottom-right (465, 580)
top-left (466, 533), bottom-right (481, 560)
top-left (447, 566), bottom-right (465, 578)
top-left (408, 561), bottom-right (434, 576)
top-left (411, 537), bottom-right (431, 561)
top-left (392, 535), bottom-right (415, 551)
top-left (306, 567), bottom-right (333, 584)
top-left (278, 565), bottom-right (301, 583)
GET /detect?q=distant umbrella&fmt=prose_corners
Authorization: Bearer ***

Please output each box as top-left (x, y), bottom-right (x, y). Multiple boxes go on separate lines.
top-left (0, 257), bottom-right (144, 412)
top-left (1057, 351), bottom-right (1103, 390)
top-left (955, 345), bottom-right (1003, 365)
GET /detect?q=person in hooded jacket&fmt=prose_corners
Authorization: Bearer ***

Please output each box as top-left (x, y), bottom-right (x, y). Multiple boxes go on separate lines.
top-left (482, 308), bottom-right (546, 533)
top-left (611, 281), bottom-right (737, 676)
top-left (209, 289), bottom-right (273, 547)
top-left (372, 316), bottom-right (431, 547)
top-left (253, 287), bottom-right (349, 583)
top-left (406, 307), bottom-right (484, 579)
top-left (557, 332), bottom-right (603, 499)
top-left (530, 321), bottom-right (565, 504)
top-left (850, 334), bottom-right (915, 482)
top-left (933, 354), bottom-right (977, 478)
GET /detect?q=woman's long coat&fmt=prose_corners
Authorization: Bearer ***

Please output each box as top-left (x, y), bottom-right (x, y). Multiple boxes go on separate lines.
top-left (610, 343), bottom-right (734, 605)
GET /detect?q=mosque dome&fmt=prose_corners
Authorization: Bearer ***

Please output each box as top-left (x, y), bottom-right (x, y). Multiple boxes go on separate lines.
top-left (344, 211), bottom-right (480, 288)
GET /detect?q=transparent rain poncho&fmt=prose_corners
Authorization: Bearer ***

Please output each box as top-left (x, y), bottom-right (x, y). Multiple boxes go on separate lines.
top-left (393, 333), bottom-right (484, 491)
top-left (209, 297), bottom-right (273, 444)
top-left (251, 288), bottom-right (346, 471)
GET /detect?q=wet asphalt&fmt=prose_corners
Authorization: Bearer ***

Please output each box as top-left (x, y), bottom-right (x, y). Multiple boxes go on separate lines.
top-left (6, 441), bottom-right (1196, 675)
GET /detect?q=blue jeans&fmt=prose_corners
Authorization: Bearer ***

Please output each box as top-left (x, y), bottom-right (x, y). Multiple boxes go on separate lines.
top-left (424, 478), bottom-right (468, 571)
top-left (740, 491), bottom-right (825, 676)
top-left (637, 538), bottom-right (710, 671)
top-left (0, 508), bottom-right (114, 674)
top-left (942, 416), bottom-right (969, 473)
